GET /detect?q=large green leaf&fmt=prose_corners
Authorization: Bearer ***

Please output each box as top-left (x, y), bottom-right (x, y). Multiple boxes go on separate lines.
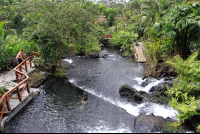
top-left (0, 21), bottom-right (6, 38)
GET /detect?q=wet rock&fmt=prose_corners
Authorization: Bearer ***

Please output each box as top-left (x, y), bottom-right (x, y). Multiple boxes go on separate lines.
top-left (85, 51), bottom-right (99, 58)
top-left (57, 59), bottom-right (71, 69)
top-left (119, 84), bottom-right (149, 104)
top-left (134, 115), bottom-right (166, 133)
top-left (100, 54), bottom-right (108, 58)
top-left (141, 80), bottom-right (151, 87)
top-left (164, 77), bottom-right (176, 81)
top-left (149, 82), bottom-right (173, 93)
top-left (71, 63), bottom-right (76, 68)
top-left (142, 76), bottom-right (148, 80)
top-left (139, 91), bottom-right (147, 95)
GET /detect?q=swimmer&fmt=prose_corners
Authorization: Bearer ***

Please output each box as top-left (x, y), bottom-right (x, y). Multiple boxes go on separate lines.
top-left (82, 94), bottom-right (88, 104)
top-left (80, 94), bottom-right (89, 109)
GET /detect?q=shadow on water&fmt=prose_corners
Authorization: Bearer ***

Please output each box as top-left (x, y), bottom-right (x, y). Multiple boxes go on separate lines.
top-left (4, 76), bottom-right (135, 133)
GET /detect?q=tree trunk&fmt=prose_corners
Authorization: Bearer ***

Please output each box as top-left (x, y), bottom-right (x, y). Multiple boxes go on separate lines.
top-left (123, 0), bottom-right (126, 31)
top-left (59, 41), bottom-right (62, 68)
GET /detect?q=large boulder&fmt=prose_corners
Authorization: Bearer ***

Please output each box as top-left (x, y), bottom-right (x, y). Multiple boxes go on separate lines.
top-left (57, 59), bottom-right (71, 69)
top-left (134, 115), bottom-right (166, 133)
top-left (119, 84), bottom-right (150, 104)
top-left (85, 51), bottom-right (99, 58)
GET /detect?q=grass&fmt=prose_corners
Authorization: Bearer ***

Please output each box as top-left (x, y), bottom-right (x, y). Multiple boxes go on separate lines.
top-left (54, 68), bottom-right (67, 78)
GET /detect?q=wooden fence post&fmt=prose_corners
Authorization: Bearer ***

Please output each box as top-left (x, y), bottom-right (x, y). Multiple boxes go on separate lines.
top-left (26, 80), bottom-right (30, 93)
top-left (17, 87), bottom-right (22, 101)
top-left (25, 60), bottom-right (28, 72)
top-left (6, 96), bottom-right (11, 111)
top-left (16, 72), bottom-right (19, 83)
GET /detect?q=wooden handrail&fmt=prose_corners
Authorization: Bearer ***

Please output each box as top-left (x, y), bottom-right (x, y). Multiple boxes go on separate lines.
top-left (0, 52), bottom-right (40, 130)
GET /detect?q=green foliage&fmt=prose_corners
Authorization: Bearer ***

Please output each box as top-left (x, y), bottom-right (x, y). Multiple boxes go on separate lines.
top-left (22, 0), bottom-right (100, 65)
top-left (54, 68), bottom-right (67, 78)
top-left (33, 57), bottom-right (45, 68)
top-left (197, 125), bottom-right (200, 132)
top-left (162, 121), bottom-right (182, 132)
top-left (0, 86), bottom-right (8, 98)
top-left (0, 21), bottom-right (6, 38)
top-left (144, 41), bottom-right (162, 62)
top-left (0, 34), bottom-right (39, 71)
top-left (166, 52), bottom-right (200, 127)
top-left (109, 31), bottom-right (138, 57)
top-left (151, 1), bottom-right (200, 57)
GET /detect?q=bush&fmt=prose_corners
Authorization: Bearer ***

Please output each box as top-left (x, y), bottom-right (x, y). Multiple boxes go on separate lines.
top-left (109, 31), bottom-right (138, 57)
top-left (0, 86), bottom-right (8, 98)
top-left (0, 35), bottom-right (39, 72)
top-left (166, 52), bottom-right (200, 129)
top-left (33, 57), bottom-right (45, 68)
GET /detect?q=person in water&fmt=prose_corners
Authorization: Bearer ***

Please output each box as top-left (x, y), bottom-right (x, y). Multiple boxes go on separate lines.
top-left (82, 94), bottom-right (89, 104)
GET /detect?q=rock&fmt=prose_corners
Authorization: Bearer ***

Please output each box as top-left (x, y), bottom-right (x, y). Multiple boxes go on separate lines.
top-left (85, 51), bottom-right (99, 58)
top-left (141, 80), bottom-right (152, 87)
top-left (57, 59), bottom-right (71, 69)
top-left (100, 54), bottom-right (108, 58)
top-left (196, 106), bottom-right (200, 113)
top-left (119, 84), bottom-right (149, 104)
top-left (71, 63), bottom-right (76, 68)
top-left (40, 71), bottom-right (49, 76)
top-left (142, 76), bottom-right (148, 80)
top-left (139, 91), bottom-right (147, 95)
top-left (134, 115), bottom-right (166, 133)
top-left (149, 82), bottom-right (173, 93)
top-left (164, 77), bottom-right (176, 81)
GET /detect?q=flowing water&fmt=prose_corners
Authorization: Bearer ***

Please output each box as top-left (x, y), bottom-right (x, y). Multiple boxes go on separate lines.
top-left (4, 48), bottom-right (179, 133)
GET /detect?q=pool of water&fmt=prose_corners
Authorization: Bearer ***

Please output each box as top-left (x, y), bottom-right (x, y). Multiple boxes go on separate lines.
top-left (4, 76), bottom-right (135, 133)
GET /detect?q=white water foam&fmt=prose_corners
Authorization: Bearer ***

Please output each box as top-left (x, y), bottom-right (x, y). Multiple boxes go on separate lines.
top-left (69, 79), bottom-right (179, 120)
top-left (132, 77), bottom-right (165, 93)
top-left (130, 77), bottom-right (146, 85)
top-left (63, 58), bottom-right (73, 64)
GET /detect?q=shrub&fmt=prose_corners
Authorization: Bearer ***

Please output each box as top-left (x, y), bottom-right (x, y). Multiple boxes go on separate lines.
top-left (166, 52), bottom-right (200, 128)
top-left (109, 31), bottom-right (138, 57)
top-left (0, 86), bottom-right (8, 98)
top-left (144, 41), bottom-right (162, 62)
top-left (33, 57), bottom-right (45, 68)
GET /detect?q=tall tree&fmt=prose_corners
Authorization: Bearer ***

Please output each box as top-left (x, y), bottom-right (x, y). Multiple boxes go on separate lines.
top-left (22, 0), bottom-right (99, 67)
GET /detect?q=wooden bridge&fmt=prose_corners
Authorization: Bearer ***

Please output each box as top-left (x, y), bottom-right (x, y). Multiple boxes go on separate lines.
top-left (98, 34), bottom-right (112, 40)
top-left (134, 42), bottom-right (146, 63)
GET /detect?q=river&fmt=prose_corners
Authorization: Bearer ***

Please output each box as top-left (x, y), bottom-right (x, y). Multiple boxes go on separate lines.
top-left (4, 48), bottom-right (178, 133)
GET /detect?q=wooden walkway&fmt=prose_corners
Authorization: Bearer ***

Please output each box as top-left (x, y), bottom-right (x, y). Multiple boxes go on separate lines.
top-left (134, 42), bottom-right (146, 63)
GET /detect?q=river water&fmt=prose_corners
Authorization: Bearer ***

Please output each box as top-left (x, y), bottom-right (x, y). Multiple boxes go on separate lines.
top-left (4, 48), bottom-right (178, 133)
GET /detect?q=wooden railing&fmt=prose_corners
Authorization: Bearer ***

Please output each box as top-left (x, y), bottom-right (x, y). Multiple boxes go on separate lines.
top-left (97, 34), bottom-right (112, 39)
top-left (0, 52), bottom-right (40, 130)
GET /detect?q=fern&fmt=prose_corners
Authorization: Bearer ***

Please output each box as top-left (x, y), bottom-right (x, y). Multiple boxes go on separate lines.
top-left (166, 52), bottom-right (200, 127)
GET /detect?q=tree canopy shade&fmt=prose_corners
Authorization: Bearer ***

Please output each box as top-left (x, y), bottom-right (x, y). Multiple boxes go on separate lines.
top-left (22, 0), bottom-right (101, 67)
